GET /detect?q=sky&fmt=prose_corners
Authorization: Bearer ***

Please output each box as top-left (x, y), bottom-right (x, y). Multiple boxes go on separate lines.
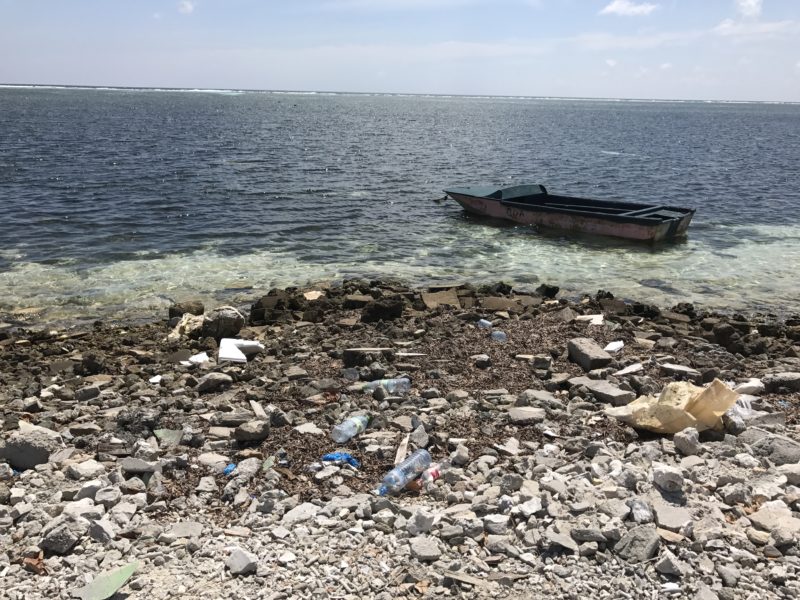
top-left (1, 0), bottom-right (798, 101)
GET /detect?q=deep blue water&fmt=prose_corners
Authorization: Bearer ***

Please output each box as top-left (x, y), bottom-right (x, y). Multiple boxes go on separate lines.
top-left (1, 87), bottom-right (799, 322)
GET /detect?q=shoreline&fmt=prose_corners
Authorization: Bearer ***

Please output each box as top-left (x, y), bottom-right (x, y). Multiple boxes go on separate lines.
top-left (2, 277), bottom-right (798, 335)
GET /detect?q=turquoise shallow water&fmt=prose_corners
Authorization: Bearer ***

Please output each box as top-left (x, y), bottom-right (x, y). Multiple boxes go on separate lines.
top-left (1, 87), bottom-right (799, 323)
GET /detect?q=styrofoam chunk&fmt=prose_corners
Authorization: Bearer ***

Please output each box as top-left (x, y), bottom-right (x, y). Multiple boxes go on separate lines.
top-left (189, 351), bottom-right (209, 364)
top-left (604, 340), bottom-right (624, 353)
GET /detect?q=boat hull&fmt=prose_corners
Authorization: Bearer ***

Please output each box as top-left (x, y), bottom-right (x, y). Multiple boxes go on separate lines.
top-left (448, 192), bottom-right (693, 242)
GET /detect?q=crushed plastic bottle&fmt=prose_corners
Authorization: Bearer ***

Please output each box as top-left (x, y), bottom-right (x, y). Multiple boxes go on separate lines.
top-left (477, 318), bottom-right (493, 329)
top-left (360, 378), bottom-right (411, 395)
top-left (330, 415), bottom-right (370, 443)
top-left (490, 330), bottom-right (507, 342)
top-left (376, 449), bottom-right (432, 496)
top-left (321, 452), bottom-right (361, 468)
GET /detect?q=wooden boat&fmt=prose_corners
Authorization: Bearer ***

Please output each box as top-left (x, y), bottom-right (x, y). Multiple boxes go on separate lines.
top-left (444, 184), bottom-right (695, 242)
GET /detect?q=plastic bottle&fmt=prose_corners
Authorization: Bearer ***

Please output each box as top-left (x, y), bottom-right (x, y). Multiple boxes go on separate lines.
top-left (330, 415), bottom-right (370, 443)
top-left (477, 319), bottom-right (493, 329)
top-left (361, 378), bottom-right (411, 395)
top-left (376, 449), bottom-right (432, 496)
top-left (490, 330), bottom-right (507, 342)
top-left (405, 461), bottom-right (447, 491)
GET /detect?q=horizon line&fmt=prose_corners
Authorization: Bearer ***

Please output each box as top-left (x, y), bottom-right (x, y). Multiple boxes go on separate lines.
top-left (1, 82), bottom-right (798, 106)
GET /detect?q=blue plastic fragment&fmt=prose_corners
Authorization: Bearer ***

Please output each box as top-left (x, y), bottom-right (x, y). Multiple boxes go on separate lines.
top-left (223, 463), bottom-right (236, 476)
top-left (321, 452), bottom-right (361, 468)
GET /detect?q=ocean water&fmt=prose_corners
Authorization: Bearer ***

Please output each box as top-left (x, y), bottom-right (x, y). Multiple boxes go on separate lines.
top-left (1, 86), bottom-right (799, 324)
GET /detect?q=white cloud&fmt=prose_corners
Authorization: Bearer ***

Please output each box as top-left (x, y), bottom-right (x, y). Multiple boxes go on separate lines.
top-left (153, 12), bottom-right (162, 20)
top-left (574, 30), bottom-right (699, 50)
top-left (713, 18), bottom-right (798, 38)
top-left (605, 58), bottom-right (617, 67)
top-left (599, 0), bottom-right (658, 17)
top-left (178, 1), bottom-right (195, 14)
top-left (660, 62), bottom-right (672, 69)
top-left (736, 0), bottom-right (762, 18)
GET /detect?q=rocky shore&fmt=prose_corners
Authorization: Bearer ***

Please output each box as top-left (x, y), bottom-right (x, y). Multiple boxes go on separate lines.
top-left (1, 280), bottom-right (800, 600)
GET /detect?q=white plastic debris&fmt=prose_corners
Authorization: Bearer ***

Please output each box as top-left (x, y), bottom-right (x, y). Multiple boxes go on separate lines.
top-left (604, 340), bottom-right (624, 353)
top-left (576, 314), bottom-right (604, 326)
top-left (303, 290), bottom-right (325, 301)
top-left (148, 375), bottom-right (162, 384)
top-left (186, 351), bottom-right (210, 366)
top-left (218, 338), bottom-right (265, 363)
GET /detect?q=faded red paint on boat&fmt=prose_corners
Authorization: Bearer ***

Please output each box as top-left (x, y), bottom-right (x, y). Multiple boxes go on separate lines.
top-left (449, 193), bottom-right (691, 242)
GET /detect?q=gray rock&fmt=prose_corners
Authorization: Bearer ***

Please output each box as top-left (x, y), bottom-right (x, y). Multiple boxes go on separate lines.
top-left (471, 354), bottom-right (492, 369)
top-left (544, 530), bottom-right (579, 553)
top-left (169, 521), bottom-right (204, 538)
top-left (74, 385), bottom-right (101, 402)
top-left (0, 431), bottom-right (60, 470)
top-left (94, 486), bottom-right (122, 509)
top-left (568, 338), bottom-right (612, 372)
top-left (196, 372), bottom-right (234, 393)
top-left (410, 536), bottom-right (442, 561)
top-left (281, 502), bottom-right (320, 525)
top-left (716, 564), bottom-right (740, 587)
top-left (777, 463), bottom-right (800, 485)
top-left (40, 516), bottom-right (90, 554)
top-left (568, 376), bottom-right (635, 406)
top-left (234, 420), bottom-right (270, 442)
top-left (652, 463), bottom-right (684, 493)
top-left (119, 457), bottom-right (159, 474)
top-left (201, 306), bottom-right (245, 339)
top-left (762, 372), bottom-right (800, 393)
top-left (508, 406), bottom-right (546, 424)
top-left (655, 549), bottom-right (691, 577)
top-left (748, 500), bottom-right (800, 534)
top-left (407, 510), bottom-right (435, 535)
top-left (653, 500), bottom-right (692, 532)
top-left (450, 444), bottom-right (469, 467)
top-left (67, 459), bottom-right (106, 480)
top-left (88, 518), bottom-right (117, 544)
top-left (674, 428), bottom-right (701, 456)
top-left (75, 479), bottom-right (103, 501)
top-left (226, 546), bottom-right (258, 575)
top-left (614, 526), bottom-right (660, 562)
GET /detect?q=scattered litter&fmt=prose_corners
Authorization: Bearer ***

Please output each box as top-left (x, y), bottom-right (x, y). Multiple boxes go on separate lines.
top-left (376, 449), bottom-right (431, 496)
top-left (22, 551), bottom-right (47, 575)
top-left (604, 340), bottom-right (624, 353)
top-left (321, 452), bottom-right (360, 468)
top-left (148, 375), bottom-right (162, 384)
top-left (576, 314), bottom-right (604, 326)
top-left (605, 379), bottom-right (738, 434)
top-left (405, 461), bottom-right (446, 491)
top-left (330, 415), bottom-right (369, 443)
top-left (74, 560), bottom-right (139, 600)
top-left (303, 290), bottom-right (325, 300)
top-left (477, 319), bottom-right (493, 329)
top-left (218, 338), bottom-right (265, 363)
top-left (490, 331), bottom-right (508, 343)
top-left (223, 463), bottom-right (237, 476)
top-left (614, 362), bottom-right (643, 376)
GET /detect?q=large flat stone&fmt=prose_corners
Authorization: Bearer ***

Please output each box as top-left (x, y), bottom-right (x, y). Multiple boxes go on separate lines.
top-left (614, 526), bottom-right (660, 562)
top-left (421, 289), bottom-right (461, 310)
top-left (508, 407), bottom-right (546, 424)
top-left (652, 500), bottom-right (692, 533)
top-left (748, 501), bottom-right (800, 533)
top-left (568, 338), bottom-right (612, 372)
top-left (568, 376), bottom-right (635, 406)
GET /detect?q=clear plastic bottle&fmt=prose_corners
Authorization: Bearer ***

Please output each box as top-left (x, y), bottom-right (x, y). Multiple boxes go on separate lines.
top-left (376, 449), bottom-right (432, 496)
top-left (490, 330), bottom-right (507, 342)
top-left (330, 415), bottom-right (370, 443)
top-left (477, 319), bottom-right (493, 329)
top-left (361, 378), bottom-right (411, 394)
